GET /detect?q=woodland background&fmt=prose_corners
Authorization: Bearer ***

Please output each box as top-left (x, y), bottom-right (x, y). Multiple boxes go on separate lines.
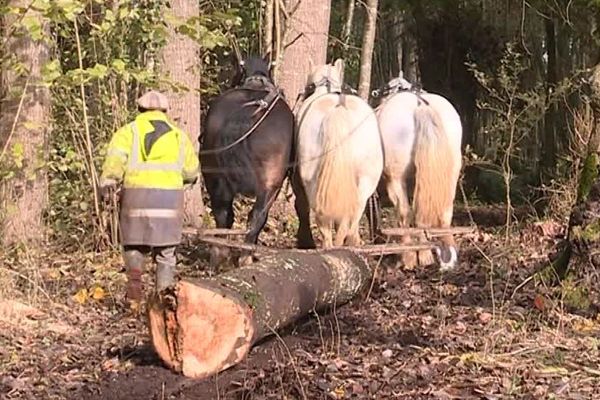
top-left (2, 0), bottom-right (600, 399)
top-left (2, 0), bottom-right (600, 249)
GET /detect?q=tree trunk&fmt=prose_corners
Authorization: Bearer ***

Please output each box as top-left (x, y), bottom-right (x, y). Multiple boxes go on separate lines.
top-left (160, 0), bottom-right (204, 228)
top-left (542, 18), bottom-right (558, 177)
top-left (147, 249), bottom-right (371, 379)
top-left (276, 0), bottom-right (332, 104)
top-left (0, 2), bottom-right (50, 245)
top-left (400, 15), bottom-right (419, 83)
top-left (358, 0), bottom-right (379, 99)
top-left (342, 0), bottom-right (356, 54)
top-left (551, 64), bottom-right (600, 313)
top-left (262, 0), bottom-right (274, 57)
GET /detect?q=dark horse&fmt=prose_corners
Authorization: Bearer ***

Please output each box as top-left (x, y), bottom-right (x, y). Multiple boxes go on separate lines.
top-left (200, 56), bottom-right (294, 264)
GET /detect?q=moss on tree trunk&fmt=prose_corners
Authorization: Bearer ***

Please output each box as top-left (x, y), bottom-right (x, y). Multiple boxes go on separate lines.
top-left (550, 65), bottom-right (600, 314)
top-left (147, 249), bottom-right (371, 379)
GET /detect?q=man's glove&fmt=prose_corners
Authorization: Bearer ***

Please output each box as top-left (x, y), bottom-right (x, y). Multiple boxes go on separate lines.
top-left (183, 175), bottom-right (198, 186)
top-left (99, 178), bottom-right (119, 201)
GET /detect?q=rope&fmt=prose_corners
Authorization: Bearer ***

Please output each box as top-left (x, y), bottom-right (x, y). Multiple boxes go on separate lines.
top-left (199, 90), bottom-right (281, 156)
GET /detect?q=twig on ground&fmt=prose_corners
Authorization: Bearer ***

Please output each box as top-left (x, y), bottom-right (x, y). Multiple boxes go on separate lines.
top-left (268, 324), bottom-right (308, 400)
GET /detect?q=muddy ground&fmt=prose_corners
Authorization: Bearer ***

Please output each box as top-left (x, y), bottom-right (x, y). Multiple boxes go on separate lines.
top-left (1, 201), bottom-right (600, 400)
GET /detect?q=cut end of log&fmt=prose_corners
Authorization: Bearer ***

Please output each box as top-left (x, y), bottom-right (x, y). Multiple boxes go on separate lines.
top-left (147, 281), bottom-right (255, 379)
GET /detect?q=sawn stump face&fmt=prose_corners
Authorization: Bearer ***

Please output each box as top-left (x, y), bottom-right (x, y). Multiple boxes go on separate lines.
top-left (148, 282), bottom-right (255, 379)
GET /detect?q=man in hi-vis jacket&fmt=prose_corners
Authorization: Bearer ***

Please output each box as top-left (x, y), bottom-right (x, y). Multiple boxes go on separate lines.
top-left (99, 90), bottom-right (199, 306)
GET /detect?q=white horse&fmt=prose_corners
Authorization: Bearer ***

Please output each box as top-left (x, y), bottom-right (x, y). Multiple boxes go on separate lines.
top-left (291, 59), bottom-right (384, 248)
top-left (375, 74), bottom-right (462, 270)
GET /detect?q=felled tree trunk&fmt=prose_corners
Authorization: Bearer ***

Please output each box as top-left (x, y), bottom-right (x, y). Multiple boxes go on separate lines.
top-left (147, 250), bottom-right (371, 379)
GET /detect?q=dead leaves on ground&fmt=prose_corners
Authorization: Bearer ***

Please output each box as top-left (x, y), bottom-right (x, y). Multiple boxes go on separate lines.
top-left (73, 285), bottom-right (107, 305)
top-left (3, 212), bottom-right (600, 399)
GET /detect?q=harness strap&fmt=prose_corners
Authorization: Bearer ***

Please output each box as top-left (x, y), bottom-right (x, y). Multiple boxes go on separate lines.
top-left (199, 90), bottom-right (282, 156)
top-left (294, 76), bottom-right (357, 113)
top-left (372, 80), bottom-right (430, 105)
top-left (242, 85), bottom-right (282, 116)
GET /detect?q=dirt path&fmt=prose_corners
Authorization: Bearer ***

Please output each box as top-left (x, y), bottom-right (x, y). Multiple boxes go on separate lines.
top-left (2, 204), bottom-right (600, 399)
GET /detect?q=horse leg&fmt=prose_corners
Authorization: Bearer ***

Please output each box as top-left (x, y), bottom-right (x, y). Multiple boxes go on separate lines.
top-left (346, 210), bottom-right (363, 247)
top-left (238, 187), bottom-right (280, 266)
top-left (317, 215), bottom-right (333, 248)
top-left (291, 170), bottom-right (316, 249)
top-left (334, 218), bottom-right (350, 247)
top-left (208, 190), bottom-right (235, 269)
top-left (346, 179), bottom-right (378, 247)
top-left (366, 193), bottom-right (382, 243)
top-left (436, 204), bottom-right (459, 271)
top-left (386, 176), bottom-right (416, 268)
top-left (415, 208), bottom-right (436, 267)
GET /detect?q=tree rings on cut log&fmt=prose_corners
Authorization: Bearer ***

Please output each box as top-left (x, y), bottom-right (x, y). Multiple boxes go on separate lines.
top-left (147, 281), bottom-right (255, 379)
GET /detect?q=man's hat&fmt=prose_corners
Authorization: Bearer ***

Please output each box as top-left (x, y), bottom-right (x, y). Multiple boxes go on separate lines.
top-left (136, 90), bottom-right (169, 111)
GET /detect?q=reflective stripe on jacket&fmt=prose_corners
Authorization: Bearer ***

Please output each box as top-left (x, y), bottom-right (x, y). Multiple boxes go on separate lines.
top-left (100, 110), bottom-right (199, 246)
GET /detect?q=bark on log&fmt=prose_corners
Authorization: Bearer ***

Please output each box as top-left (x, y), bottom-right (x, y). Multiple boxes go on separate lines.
top-left (147, 250), bottom-right (371, 379)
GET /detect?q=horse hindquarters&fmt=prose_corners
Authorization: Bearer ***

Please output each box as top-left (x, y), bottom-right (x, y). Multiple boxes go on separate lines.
top-left (314, 104), bottom-right (359, 247)
top-left (413, 103), bottom-right (458, 267)
top-left (377, 97), bottom-right (416, 266)
top-left (245, 116), bottom-right (294, 245)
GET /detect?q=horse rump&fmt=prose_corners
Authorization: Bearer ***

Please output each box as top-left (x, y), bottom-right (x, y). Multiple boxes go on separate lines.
top-left (412, 103), bottom-right (455, 227)
top-left (314, 104), bottom-right (359, 223)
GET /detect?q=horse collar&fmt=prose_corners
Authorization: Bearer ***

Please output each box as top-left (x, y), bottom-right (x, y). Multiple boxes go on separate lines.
top-left (241, 78), bottom-right (281, 117)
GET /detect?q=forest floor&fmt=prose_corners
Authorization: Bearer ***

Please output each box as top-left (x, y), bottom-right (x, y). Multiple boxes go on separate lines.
top-left (1, 198), bottom-right (600, 400)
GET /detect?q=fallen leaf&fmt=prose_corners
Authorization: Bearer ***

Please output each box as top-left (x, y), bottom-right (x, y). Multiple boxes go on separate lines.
top-left (572, 318), bottom-right (597, 333)
top-left (73, 288), bottom-right (88, 305)
top-left (479, 312), bottom-right (493, 324)
top-left (534, 294), bottom-right (546, 311)
top-left (92, 286), bottom-right (106, 300)
top-left (534, 220), bottom-right (562, 237)
top-left (351, 382), bottom-right (363, 394)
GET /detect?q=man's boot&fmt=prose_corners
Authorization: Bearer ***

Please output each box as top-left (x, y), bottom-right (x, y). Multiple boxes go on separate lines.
top-left (155, 246), bottom-right (177, 292)
top-left (126, 266), bottom-right (143, 302)
top-left (123, 247), bottom-right (145, 309)
top-left (156, 263), bottom-right (175, 292)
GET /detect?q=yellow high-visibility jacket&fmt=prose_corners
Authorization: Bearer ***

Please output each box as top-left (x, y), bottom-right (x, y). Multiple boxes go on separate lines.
top-left (100, 110), bottom-right (199, 246)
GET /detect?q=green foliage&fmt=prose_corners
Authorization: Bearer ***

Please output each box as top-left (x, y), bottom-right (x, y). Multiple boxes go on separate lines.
top-left (467, 43), bottom-right (583, 188)
top-left (0, 0), bottom-right (240, 248)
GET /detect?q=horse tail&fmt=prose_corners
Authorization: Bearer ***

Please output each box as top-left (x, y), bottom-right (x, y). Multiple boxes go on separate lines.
top-left (413, 101), bottom-right (456, 227)
top-left (314, 102), bottom-right (358, 223)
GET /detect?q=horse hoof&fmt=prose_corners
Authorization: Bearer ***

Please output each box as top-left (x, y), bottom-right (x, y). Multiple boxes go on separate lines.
top-left (418, 250), bottom-right (436, 266)
top-left (209, 246), bottom-right (230, 270)
top-left (238, 254), bottom-right (254, 267)
top-left (436, 246), bottom-right (458, 271)
top-left (401, 251), bottom-right (417, 269)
